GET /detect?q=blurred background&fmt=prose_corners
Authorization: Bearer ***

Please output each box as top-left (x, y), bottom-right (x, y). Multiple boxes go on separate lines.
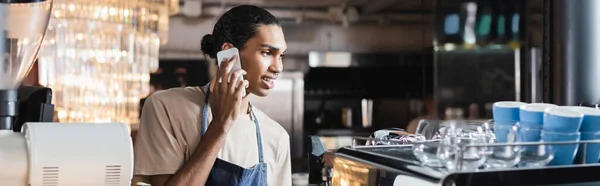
top-left (20, 0), bottom-right (545, 174)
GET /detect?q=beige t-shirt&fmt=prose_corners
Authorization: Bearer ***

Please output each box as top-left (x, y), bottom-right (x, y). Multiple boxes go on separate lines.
top-left (134, 86), bottom-right (291, 186)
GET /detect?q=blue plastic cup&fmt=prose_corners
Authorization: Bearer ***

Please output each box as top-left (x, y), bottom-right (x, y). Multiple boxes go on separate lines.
top-left (562, 106), bottom-right (600, 133)
top-left (575, 132), bottom-right (600, 164)
top-left (519, 103), bottom-right (558, 127)
top-left (493, 101), bottom-right (527, 123)
top-left (543, 107), bottom-right (584, 133)
top-left (542, 130), bottom-right (581, 165)
top-left (562, 106), bottom-right (600, 164)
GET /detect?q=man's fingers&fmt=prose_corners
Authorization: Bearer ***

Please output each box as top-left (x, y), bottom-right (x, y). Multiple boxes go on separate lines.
top-left (229, 69), bottom-right (246, 94)
top-left (236, 80), bottom-right (249, 99)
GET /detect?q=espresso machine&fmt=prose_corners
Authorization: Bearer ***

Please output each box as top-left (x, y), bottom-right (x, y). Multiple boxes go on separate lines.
top-left (0, 1), bottom-right (134, 185)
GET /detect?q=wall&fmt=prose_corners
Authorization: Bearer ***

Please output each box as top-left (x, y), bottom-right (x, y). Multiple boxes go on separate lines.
top-left (159, 16), bottom-right (435, 60)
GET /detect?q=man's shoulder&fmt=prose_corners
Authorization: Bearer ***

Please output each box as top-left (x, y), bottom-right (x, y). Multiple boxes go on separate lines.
top-left (150, 86), bottom-right (204, 103)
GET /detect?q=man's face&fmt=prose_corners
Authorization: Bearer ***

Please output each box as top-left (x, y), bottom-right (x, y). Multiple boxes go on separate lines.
top-left (238, 24), bottom-right (287, 97)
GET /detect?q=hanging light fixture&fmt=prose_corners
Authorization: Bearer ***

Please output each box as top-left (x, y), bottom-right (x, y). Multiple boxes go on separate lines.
top-left (38, 0), bottom-right (178, 125)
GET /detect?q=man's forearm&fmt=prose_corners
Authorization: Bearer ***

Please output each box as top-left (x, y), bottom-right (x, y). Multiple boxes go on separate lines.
top-left (164, 121), bottom-right (228, 186)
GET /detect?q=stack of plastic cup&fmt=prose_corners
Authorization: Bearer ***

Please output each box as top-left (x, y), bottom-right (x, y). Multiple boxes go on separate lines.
top-left (563, 106), bottom-right (600, 164)
top-left (486, 101), bottom-right (527, 168)
top-left (520, 103), bottom-right (559, 126)
top-left (517, 103), bottom-right (558, 167)
top-left (542, 107), bottom-right (584, 165)
top-left (519, 103), bottom-right (559, 142)
top-left (492, 101), bottom-right (527, 142)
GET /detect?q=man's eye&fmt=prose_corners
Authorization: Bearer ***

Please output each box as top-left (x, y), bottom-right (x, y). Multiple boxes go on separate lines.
top-left (262, 51), bottom-right (271, 56)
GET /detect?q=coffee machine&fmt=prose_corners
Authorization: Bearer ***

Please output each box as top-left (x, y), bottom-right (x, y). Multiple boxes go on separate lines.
top-left (0, 1), bottom-right (134, 185)
top-left (0, 0), bottom-right (56, 131)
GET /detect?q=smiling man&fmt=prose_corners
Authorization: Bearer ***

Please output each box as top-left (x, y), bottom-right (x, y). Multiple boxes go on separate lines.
top-left (133, 5), bottom-right (291, 186)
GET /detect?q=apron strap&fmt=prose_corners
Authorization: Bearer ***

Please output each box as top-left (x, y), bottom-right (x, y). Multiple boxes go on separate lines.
top-left (201, 82), bottom-right (265, 163)
top-left (201, 83), bottom-right (211, 136)
top-left (249, 105), bottom-right (265, 163)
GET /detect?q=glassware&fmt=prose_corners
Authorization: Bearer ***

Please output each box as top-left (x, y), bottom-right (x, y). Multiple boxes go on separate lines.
top-left (484, 120), bottom-right (521, 169)
top-left (415, 119), bottom-right (443, 140)
top-left (413, 135), bottom-right (443, 167)
top-left (516, 124), bottom-right (554, 167)
top-left (436, 121), bottom-right (487, 171)
top-left (38, 0), bottom-right (174, 125)
top-left (415, 119), bottom-right (489, 140)
top-left (414, 141), bottom-right (444, 167)
top-left (367, 128), bottom-right (420, 145)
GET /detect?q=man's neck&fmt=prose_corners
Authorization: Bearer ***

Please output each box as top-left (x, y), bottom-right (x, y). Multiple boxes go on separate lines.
top-left (241, 96), bottom-right (250, 115)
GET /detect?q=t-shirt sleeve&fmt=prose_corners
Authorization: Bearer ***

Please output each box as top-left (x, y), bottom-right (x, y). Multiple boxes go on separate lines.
top-left (272, 132), bottom-right (292, 186)
top-left (134, 95), bottom-right (184, 175)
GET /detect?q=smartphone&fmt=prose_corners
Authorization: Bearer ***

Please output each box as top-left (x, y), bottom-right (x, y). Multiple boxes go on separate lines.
top-left (216, 48), bottom-right (246, 95)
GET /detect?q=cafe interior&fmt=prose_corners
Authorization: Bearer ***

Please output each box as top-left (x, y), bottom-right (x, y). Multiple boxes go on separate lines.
top-left (7, 0), bottom-right (600, 185)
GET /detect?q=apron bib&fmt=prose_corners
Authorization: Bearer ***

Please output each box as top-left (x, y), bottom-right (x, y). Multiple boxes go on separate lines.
top-left (201, 82), bottom-right (268, 186)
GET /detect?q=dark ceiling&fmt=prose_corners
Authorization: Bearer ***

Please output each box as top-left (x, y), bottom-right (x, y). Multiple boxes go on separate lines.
top-left (182, 0), bottom-right (542, 25)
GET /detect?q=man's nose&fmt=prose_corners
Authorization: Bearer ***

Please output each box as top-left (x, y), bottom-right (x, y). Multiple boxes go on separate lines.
top-left (269, 58), bottom-right (283, 73)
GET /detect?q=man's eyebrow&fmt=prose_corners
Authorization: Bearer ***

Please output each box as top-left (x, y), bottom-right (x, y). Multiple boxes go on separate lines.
top-left (261, 44), bottom-right (282, 52)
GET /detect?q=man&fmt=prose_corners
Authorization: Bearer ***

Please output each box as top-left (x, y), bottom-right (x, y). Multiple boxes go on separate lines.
top-left (134, 5), bottom-right (291, 186)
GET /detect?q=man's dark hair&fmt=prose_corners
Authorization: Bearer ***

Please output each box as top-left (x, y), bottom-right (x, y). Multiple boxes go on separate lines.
top-left (200, 5), bottom-right (280, 59)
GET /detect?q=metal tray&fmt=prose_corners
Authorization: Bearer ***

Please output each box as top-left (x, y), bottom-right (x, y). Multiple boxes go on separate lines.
top-left (334, 137), bottom-right (600, 186)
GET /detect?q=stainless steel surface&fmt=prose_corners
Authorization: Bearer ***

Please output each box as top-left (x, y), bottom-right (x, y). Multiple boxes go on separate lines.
top-left (332, 152), bottom-right (440, 186)
top-left (514, 49), bottom-right (522, 101)
top-left (333, 136), bottom-right (600, 185)
top-left (545, 0), bottom-right (600, 105)
top-left (319, 136), bottom-right (354, 150)
top-left (531, 48), bottom-right (542, 102)
top-left (248, 71), bottom-right (304, 158)
top-left (360, 99), bottom-right (373, 128)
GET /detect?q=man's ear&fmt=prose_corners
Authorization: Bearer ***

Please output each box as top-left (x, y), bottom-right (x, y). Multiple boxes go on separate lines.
top-left (221, 42), bottom-right (235, 51)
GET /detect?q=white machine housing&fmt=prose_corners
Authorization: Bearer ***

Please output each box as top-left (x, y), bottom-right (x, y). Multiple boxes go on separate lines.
top-left (0, 122), bottom-right (133, 186)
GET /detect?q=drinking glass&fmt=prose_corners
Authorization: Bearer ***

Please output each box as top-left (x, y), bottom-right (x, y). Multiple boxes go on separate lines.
top-left (413, 136), bottom-right (443, 167)
top-left (514, 123), bottom-right (554, 167)
top-left (436, 121), bottom-right (487, 171)
top-left (481, 120), bottom-right (521, 169)
top-left (415, 119), bottom-right (443, 140)
top-left (415, 119), bottom-right (489, 140)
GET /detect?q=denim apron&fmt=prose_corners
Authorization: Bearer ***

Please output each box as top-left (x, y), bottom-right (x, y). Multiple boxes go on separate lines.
top-left (201, 82), bottom-right (268, 186)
